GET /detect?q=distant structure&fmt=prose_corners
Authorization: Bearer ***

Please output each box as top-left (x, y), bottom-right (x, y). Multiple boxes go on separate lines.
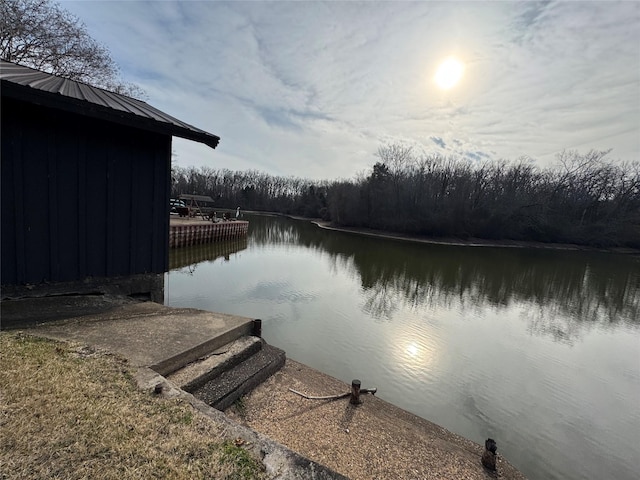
top-left (1, 60), bottom-right (220, 303)
top-left (178, 194), bottom-right (216, 219)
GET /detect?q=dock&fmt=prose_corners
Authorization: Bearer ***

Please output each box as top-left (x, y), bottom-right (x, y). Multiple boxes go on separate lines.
top-left (169, 217), bottom-right (249, 248)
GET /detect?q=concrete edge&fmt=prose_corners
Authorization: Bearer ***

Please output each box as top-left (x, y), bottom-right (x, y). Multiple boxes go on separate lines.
top-left (0, 274), bottom-right (165, 303)
top-left (136, 367), bottom-right (348, 480)
top-left (150, 320), bottom-right (254, 376)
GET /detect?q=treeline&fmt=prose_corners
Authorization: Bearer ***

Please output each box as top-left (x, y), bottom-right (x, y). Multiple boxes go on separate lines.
top-left (171, 147), bottom-right (640, 248)
top-left (171, 166), bottom-right (331, 218)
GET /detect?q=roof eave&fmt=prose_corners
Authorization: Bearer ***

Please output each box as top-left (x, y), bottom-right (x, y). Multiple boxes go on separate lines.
top-left (1, 80), bottom-right (220, 150)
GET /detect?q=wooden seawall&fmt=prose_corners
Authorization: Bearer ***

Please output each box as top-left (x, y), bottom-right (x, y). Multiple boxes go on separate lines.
top-left (169, 219), bottom-right (249, 248)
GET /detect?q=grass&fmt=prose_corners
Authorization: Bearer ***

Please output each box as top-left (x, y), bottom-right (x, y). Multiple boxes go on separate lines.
top-left (233, 396), bottom-right (247, 419)
top-left (0, 332), bottom-right (265, 480)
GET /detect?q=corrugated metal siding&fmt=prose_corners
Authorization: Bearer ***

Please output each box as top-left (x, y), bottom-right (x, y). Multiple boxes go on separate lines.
top-left (1, 98), bottom-right (170, 285)
top-left (0, 60), bottom-right (220, 149)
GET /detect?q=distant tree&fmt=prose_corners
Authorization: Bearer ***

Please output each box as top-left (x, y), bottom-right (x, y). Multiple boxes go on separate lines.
top-left (0, 0), bottom-right (144, 98)
top-left (376, 144), bottom-right (413, 210)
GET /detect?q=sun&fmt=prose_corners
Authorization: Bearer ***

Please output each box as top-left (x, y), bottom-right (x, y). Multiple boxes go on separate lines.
top-left (434, 57), bottom-right (465, 90)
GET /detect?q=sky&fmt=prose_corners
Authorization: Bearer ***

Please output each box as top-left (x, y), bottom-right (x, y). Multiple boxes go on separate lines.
top-left (60, 1), bottom-right (639, 181)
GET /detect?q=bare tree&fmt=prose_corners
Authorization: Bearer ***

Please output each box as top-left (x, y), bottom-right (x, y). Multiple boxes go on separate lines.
top-left (1, 0), bottom-right (144, 98)
top-left (375, 144), bottom-right (414, 212)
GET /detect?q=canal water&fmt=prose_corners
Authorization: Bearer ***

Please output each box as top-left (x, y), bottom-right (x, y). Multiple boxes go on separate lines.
top-left (166, 214), bottom-right (640, 480)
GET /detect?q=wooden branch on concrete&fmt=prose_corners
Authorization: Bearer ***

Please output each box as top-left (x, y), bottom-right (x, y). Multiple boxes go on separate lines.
top-left (288, 384), bottom-right (377, 401)
top-left (288, 388), bottom-right (350, 401)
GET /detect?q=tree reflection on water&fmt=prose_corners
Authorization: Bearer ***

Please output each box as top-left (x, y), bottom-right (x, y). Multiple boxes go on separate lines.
top-left (247, 214), bottom-right (639, 343)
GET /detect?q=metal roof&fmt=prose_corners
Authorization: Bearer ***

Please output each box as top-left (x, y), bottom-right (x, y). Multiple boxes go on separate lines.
top-left (179, 194), bottom-right (215, 203)
top-left (0, 60), bottom-right (220, 149)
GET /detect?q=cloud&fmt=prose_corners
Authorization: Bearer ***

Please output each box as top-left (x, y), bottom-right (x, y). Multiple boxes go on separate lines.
top-left (430, 136), bottom-right (447, 149)
top-left (61, 0), bottom-right (639, 180)
top-left (464, 150), bottom-right (492, 162)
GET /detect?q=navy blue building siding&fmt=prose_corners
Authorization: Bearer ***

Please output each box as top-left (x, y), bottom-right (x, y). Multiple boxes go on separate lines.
top-left (1, 97), bottom-right (171, 285)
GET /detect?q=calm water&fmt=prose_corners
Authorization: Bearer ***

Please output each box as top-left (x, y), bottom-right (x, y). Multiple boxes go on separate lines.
top-left (166, 214), bottom-right (640, 480)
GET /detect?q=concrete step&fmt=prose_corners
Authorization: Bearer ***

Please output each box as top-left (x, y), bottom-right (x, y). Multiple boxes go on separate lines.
top-left (152, 316), bottom-right (256, 376)
top-left (166, 336), bottom-right (263, 391)
top-left (191, 342), bottom-right (286, 411)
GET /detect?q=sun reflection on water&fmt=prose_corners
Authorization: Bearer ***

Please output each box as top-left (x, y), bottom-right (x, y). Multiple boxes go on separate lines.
top-left (406, 342), bottom-right (419, 357)
top-left (395, 332), bottom-right (439, 376)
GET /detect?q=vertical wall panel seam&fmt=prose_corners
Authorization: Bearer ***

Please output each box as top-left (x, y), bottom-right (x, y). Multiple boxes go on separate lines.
top-left (77, 134), bottom-right (87, 277)
top-left (12, 124), bottom-right (26, 283)
top-left (106, 139), bottom-right (115, 276)
top-left (48, 129), bottom-right (59, 281)
top-left (150, 144), bottom-right (161, 271)
top-left (129, 151), bottom-right (138, 272)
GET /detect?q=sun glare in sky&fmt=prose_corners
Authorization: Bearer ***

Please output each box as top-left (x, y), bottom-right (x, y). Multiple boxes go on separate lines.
top-left (434, 57), bottom-right (465, 90)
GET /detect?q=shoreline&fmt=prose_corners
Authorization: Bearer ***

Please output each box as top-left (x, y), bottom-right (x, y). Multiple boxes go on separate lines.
top-left (223, 208), bottom-right (638, 254)
top-left (280, 215), bottom-right (639, 255)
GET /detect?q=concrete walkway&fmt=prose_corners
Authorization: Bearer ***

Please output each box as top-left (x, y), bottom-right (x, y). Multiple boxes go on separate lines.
top-left (229, 359), bottom-right (527, 480)
top-left (26, 301), bottom-right (254, 375)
